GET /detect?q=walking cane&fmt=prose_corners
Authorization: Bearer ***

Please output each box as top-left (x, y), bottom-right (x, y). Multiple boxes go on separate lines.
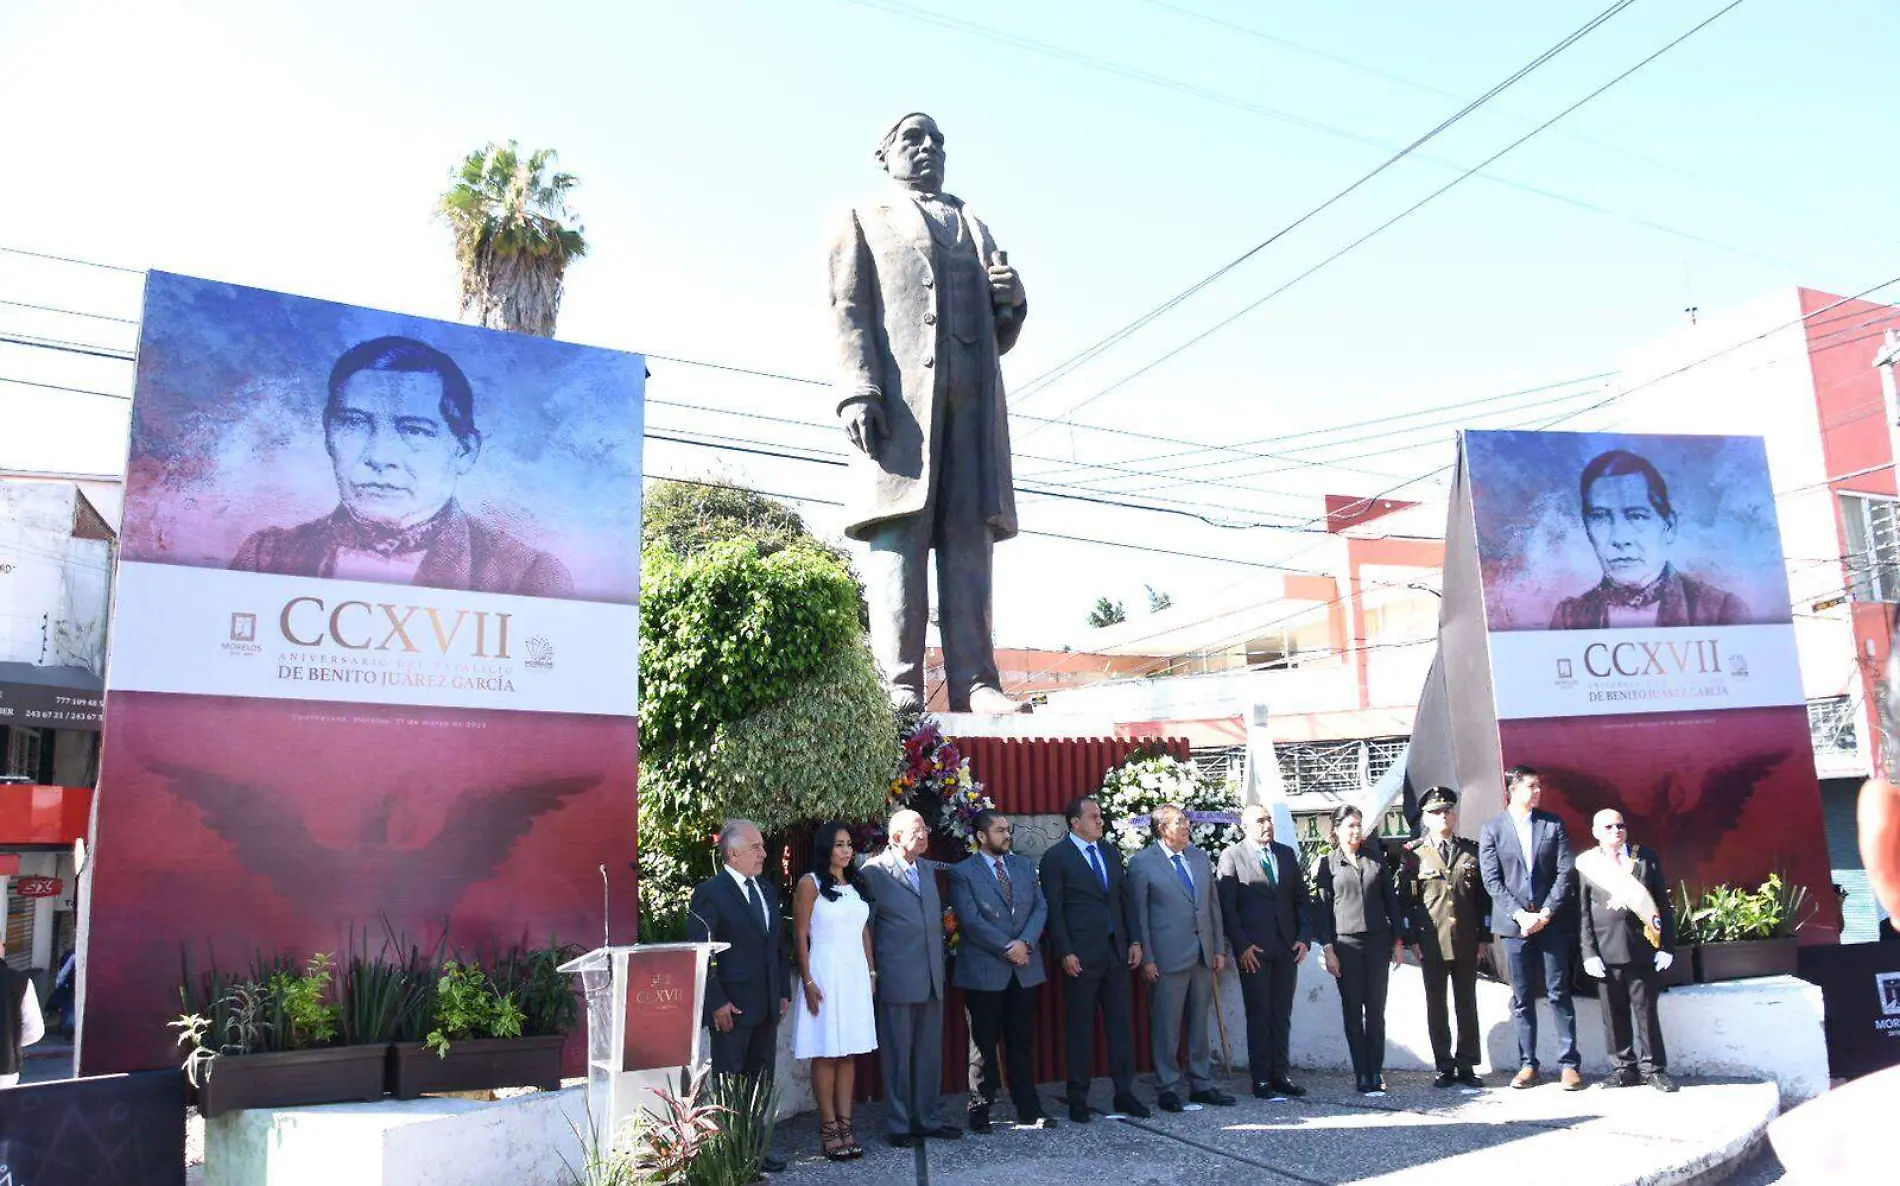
top-left (1211, 962), bottom-right (1236, 1075)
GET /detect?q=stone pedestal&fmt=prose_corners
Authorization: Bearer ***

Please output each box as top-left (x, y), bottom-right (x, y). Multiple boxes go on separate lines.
top-left (1211, 959), bottom-right (1827, 1101)
top-left (204, 1087), bottom-right (589, 1186)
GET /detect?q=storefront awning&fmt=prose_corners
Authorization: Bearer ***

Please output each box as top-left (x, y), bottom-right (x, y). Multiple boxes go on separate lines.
top-left (0, 662), bottom-right (103, 731)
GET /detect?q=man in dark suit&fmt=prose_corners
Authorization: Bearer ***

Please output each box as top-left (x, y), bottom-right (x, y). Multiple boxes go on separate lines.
top-left (230, 335), bottom-right (572, 597)
top-left (1549, 448), bottom-right (1745, 630)
top-left (862, 809), bottom-right (962, 1147)
top-left (1578, 809), bottom-right (1678, 1092)
top-left (947, 809), bottom-right (1055, 1132)
top-left (1478, 765), bottom-right (1582, 1090)
top-left (1216, 803), bottom-right (1310, 1099)
top-left (686, 817), bottom-right (791, 1172)
top-left (1038, 795), bottom-right (1151, 1123)
top-left (1400, 787), bottom-right (1490, 1089)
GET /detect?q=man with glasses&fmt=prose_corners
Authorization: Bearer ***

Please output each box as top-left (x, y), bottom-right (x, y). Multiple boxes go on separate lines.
top-left (1400, 787), bottom-right (1490, 1090)
top-left (1577, 809), bottom-right (1678, 1092)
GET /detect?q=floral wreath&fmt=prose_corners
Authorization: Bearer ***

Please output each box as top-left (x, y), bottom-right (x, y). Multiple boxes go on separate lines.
top-left (887, 717), bottom-right (995, 855)
top-left (1096, 749), bottom-right (1240, 863)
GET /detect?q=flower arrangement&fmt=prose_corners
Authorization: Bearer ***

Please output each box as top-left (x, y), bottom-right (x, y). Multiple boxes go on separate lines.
top-left (888, 718), bottom-right (995, 854)
top-left (1096, 750), bottom-right (1241, 864)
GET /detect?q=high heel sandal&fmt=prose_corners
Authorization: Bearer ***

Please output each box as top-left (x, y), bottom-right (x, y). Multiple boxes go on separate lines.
top-left (821, 1120), bottom-right (852, 1162)
top-left (839, 1119), bottom-right (864, 1160)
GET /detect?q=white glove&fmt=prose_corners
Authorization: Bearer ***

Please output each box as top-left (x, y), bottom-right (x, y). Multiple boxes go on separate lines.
top-left (1583, 956), bottom-right (1607, 979)
top-left (1653, 951), bottom-right (1673, 973)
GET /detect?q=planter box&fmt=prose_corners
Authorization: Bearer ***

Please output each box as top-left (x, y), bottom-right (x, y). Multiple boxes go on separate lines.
top-left (197, 1044), bottom-right (389, 1117)
top-left (1695, 937), bottom-right (1797, 984)
top-left (389, 1034), bottom-right (565, 1099)
top-left (1657, 944), bottom-right (1697, 989)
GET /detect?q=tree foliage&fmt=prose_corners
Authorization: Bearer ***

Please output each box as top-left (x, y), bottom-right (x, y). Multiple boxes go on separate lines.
top-left (635, 482), bottom-right (898, 939)
top-left (644, 480), bottom-right (812, 560)
top-left (437, 141), bottom-right (586, 337)
top-left (1145, 585), bottom-right (1172, 613)
top-left (1086, 596), bottom-right (1127, 628)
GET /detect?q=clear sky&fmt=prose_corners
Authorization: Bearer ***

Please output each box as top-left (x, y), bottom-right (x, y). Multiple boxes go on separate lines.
top-left (3, 0), bottom-right (1898, 653)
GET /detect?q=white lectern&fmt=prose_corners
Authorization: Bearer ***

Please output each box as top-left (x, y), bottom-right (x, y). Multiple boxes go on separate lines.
top-left (558, 941), bottom-right (728, 1149)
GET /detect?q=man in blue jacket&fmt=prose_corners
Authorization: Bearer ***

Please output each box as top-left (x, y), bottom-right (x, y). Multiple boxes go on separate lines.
top-left (948, 810), bottom-right (1055, 1132)
top-left (1478, 765), bottom-right (1582, 1090)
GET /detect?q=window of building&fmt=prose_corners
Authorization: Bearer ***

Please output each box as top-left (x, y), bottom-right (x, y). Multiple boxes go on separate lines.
top-left (1841, 493), bottom-right (1900, 602)
top-left (1807, 695), bottom-right (1859, 756)
top-left (3, 726), bottom-right (46, 781)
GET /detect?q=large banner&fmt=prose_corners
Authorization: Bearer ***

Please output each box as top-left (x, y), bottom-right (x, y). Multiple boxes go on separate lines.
top-left (1438, 431), bottom-right (1840, 939)
top-left (82, 273), bottom-right (644, 1072)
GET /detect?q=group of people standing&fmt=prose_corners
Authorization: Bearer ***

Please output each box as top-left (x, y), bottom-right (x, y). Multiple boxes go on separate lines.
top-left (686, 765), bottom-right (1680, 1167)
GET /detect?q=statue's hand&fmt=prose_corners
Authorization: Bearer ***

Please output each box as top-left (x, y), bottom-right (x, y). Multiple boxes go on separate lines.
top-left (845, 400), bottom-right (886, 460)
top-left (988, 262), bottom-right (1024, 308)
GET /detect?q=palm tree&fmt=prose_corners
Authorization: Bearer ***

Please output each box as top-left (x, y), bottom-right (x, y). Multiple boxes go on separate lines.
top-left (437, 141), bottom-right (586, 337)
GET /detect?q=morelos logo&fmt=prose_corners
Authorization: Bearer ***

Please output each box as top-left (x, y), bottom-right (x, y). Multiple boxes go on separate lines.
top-left (524, 635), bottom-right (555, 670)
top-left (1879, 971), bottom-right (1900, 1017)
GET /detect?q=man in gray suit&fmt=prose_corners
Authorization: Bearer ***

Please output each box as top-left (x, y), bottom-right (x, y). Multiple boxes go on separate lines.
top-left (862, 808), bottom-right (962, 1147)
top-left (947, 809), bottom-right (1055, 1132)
top-left (825, 112), bottom-right (1029, 715)
top-left (1128, 804), bottom-right (1236, 1111)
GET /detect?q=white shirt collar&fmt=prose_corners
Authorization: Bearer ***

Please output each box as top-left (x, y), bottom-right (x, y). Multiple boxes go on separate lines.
top-left (723, 865), bottom-right (755, 895)
top-left (1067, 831), bottom-right (1100, 858)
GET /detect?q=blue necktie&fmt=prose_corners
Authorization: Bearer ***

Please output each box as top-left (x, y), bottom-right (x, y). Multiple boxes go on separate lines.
top-left (1172, 853), bottom-right (1196, 900)
top-left (1086, 843), bottom-right (1108, 889)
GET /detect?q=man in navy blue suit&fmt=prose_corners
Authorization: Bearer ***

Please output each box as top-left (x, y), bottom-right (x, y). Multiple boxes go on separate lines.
top-left (1478, 766), bottom-right (1582, 1090)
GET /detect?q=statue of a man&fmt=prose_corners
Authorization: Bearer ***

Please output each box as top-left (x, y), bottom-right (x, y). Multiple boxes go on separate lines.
top-left (825, 112), bottom-right (1030, 714)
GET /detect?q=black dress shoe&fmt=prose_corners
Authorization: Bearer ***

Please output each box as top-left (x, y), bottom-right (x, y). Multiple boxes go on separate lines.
top-left (1453, 1069), bottom-right (1485, 1089)
top-left (1069, 1100), bottom-right (1092, 1123)
top-left (1113, 1095), bottom-right (1152, 1119)
top-left (1354, 1074), bottom-right (1371, 1093)
top-left (967, 1108), bottom-right (993, 1133)
top-left (760, 1154), bottom-right (788, 1172)
top-left (1269, 1079), bottom-right (1307, 1098)
top-left (918, 1123), bottom-right (963, 1140)
top-left (1157, 1091), bottom-right (1184, 1113)
top-left (1432, 1071), bottom-right (1456, 1089)
top-left (1600, 1067), bottom-right (1641, 1089)
top-left (1253, 1082), bottom-right (1279, 1099)
top-left (1189, 1088), bottom-right (1236, 1106)
top-left (1365, 1075), bottom-right (1387, 1095)
top-left (1647, 1071), bottom-right (1679, 1093)
top-left (887, 1133), bottom-right (919, 1149)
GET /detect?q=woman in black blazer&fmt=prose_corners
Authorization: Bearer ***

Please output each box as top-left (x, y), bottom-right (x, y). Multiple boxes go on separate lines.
top-left (1314, 805), bottom-right (1406, 1095)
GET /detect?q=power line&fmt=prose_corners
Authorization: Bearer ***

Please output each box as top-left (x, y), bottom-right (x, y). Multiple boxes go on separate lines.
top-left (645, 473), bottom-right (1326, 572)
top-left (0, 376), bottom-right (130, 401)
top-left (1142, 0), bottom-right (1900, 253)
top-left (0, 332), bottom-right (134, 362)
top-left (0, 244), bottom-right (143, 274)
top-left (0, 298), bottom-right (138, 325)
top-left (1006, 0), bottom-right (1642, 406)
top-left (1031, 0), bottom-right (1756, 433)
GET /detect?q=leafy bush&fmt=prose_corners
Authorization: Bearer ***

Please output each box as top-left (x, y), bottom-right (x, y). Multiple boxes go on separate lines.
top-left (703, 640), bottom-right (895, 833)
top-left (493, 940), bottom-right (582, 1038)
top-left (424, 961), bottom-right (525, 1056)
top-left (643, 480), bottom-right (814, 561)
top-left (1675, 873), bottom-right (1812, 943)
top-left (172, 950), bottom-right (346, 1085)
top-left (640, 539), bottom-right (864, 766)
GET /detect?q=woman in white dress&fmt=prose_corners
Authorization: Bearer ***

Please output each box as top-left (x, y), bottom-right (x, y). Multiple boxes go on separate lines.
top-left (793, 820), bottom-right (878, 1160)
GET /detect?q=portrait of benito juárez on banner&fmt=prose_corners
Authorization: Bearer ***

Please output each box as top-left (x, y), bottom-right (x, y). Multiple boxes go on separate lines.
top-left (228, 335), bottom-right (574, 597)
top-left (1548, 448), bottom-right (1747, 631)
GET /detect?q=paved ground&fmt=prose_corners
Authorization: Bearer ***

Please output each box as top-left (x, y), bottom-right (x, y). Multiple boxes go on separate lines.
top-left (761, 1070), bottom-right (1780, 1186)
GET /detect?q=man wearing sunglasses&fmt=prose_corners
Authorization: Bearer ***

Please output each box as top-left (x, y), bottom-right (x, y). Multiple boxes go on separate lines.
top-left (1576, 809), bottom-right (1677, 1092)
top-left (1400, 787), bottom-right (1490, 1090)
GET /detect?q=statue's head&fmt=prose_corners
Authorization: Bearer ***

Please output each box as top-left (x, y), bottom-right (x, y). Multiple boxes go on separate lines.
top-left (876, 112), bottom-right (945, 193)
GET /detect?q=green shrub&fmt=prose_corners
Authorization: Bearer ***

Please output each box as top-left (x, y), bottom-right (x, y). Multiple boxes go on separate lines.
top-left (424, 961), bottom-right (525, 1056)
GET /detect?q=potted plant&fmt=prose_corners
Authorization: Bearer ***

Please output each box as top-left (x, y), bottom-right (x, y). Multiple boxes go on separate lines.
top-left (173, 951), bottom-right (388, 1117)
top-left (388, 942), bottom-right (575, 1098)
top-left (1681, 874), bottom-right (1811, 983)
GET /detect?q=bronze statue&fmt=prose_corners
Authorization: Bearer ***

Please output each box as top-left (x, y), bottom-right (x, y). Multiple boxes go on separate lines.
top-left (825, 113), bottom-right (1029, 714)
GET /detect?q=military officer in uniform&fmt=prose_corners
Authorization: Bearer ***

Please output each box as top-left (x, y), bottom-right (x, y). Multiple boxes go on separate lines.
top-left (1400, 787), bottom-right (1490, 1089)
